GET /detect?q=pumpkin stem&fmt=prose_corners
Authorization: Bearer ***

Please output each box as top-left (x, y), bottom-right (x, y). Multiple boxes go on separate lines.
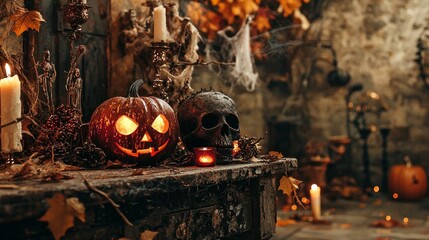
top-left (404, 155), bottom-right (412, 167)
top-left (128, 79), bottom-right (144, 97)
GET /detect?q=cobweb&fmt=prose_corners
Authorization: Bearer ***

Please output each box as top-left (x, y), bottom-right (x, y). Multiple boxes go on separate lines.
top-left (206, 17), bottom-right (259, 91)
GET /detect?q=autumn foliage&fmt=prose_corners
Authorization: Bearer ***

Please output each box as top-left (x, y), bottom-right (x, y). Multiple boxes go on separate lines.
top-left (186, 0), bottom-right (310, 41)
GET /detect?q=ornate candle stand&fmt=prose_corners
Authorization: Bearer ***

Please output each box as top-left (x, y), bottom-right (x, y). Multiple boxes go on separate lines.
top-left (63, 0), bottom-right (91, 116)
top-left (151, 42), bottom-right (173, 102)
top-left (380, 127), bottom-right (391, 191)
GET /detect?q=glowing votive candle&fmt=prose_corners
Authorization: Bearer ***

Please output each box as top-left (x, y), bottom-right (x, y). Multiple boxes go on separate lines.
top-left (310, 184), bottom-right (321, 220)
top-left (194, 147), bottom-right (216, 167)
top-left (0, 63), bottom-right (22, 153)
top-left (153, 5), bottom-right (168, 42)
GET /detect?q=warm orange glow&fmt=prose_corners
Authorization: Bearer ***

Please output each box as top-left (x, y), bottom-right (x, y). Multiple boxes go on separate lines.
top-left (403, 217), bottom-right (409, 225)
top-left (5, 63), bottom-right (11, 77)
top-left (373, 186), bottom-right (380, 193)
top-left (151, 114), bottom-right (169, 133)
top-left (232, 140), bottom-right (240, 156)
top-left (194, 147), bottom-right (216, 167)
top-left (199, 155), bottom-right (214, 164)
top-left (291, 205), bottom-right (297, 211)
top-left (385, 215), bottom-right (391, 221)
top-left (393, 193), bottom-right (399, 199)
top-left (301, 197), bottom-right (309, 204)
top-left (141, 132), bottom-right (152, 142)
top-left (116, 115), bottom-right (139, 135)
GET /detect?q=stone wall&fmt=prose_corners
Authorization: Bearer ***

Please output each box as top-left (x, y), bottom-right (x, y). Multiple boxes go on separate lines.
top-left (192, 0), bottom-right (429, 186)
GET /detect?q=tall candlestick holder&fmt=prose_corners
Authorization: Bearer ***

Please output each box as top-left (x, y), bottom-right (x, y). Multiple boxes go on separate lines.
top-left (151, 42), bottom-right (173, 102)
top-left (63, 0), bottom-right (91, 117)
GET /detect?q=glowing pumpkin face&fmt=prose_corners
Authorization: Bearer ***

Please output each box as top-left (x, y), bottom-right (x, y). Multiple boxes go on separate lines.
top-left (89, 94), bottom-right (178, 165)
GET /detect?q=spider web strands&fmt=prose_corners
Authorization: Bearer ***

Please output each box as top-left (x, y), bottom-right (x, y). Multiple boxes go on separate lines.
top-left (251, 23), bottom-right (333, 58)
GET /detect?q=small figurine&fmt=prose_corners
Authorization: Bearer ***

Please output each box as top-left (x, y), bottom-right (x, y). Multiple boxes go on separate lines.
top-left (38, 50), bottom-right (56, 114)
top-left (66, 68), bottom-right (82, 113)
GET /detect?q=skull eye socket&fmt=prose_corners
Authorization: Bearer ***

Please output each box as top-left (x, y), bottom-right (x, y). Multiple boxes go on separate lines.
top-left (116, 115), bottom-right (139, 135)
top-left (152, 114), bottom-right (169, 133)
top-left (226, 114), bottom-right (239, 130)
top-left (202, 113), bottom-right (220, 129)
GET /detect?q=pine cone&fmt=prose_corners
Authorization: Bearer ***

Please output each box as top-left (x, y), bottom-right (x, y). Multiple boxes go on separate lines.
top-left (74, 142), bottom-right (107, 169)
top-left (38, 142), bottom-right (73, 162)
top-left (37, 105), bottom-right (81, 146)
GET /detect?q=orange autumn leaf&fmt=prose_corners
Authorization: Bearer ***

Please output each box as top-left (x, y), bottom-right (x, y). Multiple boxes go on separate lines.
top-left (39, 193), bottom-right (85, 240)
top-left (278, 176), bottom-right (301, 197)
top-left (278, 0), bottom-right (305, 17)
top-left (10, 10), bottom-right (45, 36)
top-left (140, 230), bottom-right (159, 240)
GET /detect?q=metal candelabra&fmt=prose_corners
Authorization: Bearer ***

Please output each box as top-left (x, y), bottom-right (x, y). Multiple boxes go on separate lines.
top-left (151, 42), bottom-right (173, 102)
top-left (63, 0), bottom-right (90, 116)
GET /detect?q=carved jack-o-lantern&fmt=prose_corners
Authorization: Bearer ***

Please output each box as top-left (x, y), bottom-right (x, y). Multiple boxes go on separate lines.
top-left (89, 80), bottom-right (178, 164)
top-left (177, 91), bottom-right (240, 162)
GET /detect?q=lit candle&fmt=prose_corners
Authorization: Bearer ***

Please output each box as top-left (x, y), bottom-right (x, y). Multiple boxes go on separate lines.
top-left (194, 147), bottom-right (216, 167)
top-left (310, 184), bottom-right (321, 220)
top-left (153, 5), bottom-right (168, 42)
top-left (1, 64), bottom-right (22, 153)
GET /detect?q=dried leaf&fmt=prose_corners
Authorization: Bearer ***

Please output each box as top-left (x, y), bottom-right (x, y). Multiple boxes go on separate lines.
top-left (278, 176), bottom-right (304, 208)
top-left (39, 193), bottom-right (86, 240)
top-left (39, 194), bottom-right (75, 240)
top-left (66, 197), bottom-right (86, 222)
top-left (140, 230), bottom-right (159, 240)
top-left (11, 10), bottom-right (45, 36)
top-left (41, 172), bottom-right (73, 183)
top-left (21, 117), bottom-right (35, 139)
top-left (12, 161), bottom-right (36, 180)
top-left (278, 176), bottom-right (294, 197)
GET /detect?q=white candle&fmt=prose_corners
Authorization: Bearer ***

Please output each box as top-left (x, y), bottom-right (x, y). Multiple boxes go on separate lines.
top-left (1, 64), bottom-right (22, 153)
top-left (310, 184), bottom-right (321, 220)
top-left (153, 5), bottom-right (168, 42)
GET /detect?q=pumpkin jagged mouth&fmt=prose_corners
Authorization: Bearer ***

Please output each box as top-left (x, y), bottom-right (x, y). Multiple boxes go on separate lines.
top-left (115, 140), bottom-right (169, 158)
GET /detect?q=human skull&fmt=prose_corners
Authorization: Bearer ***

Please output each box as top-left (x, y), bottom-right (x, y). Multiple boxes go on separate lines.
top-left (178, 91), bottom-right (240, 161)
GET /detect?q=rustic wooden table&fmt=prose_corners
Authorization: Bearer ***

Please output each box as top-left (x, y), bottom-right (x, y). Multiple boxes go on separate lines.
top-left (0, 158), bottom-right (297, 240)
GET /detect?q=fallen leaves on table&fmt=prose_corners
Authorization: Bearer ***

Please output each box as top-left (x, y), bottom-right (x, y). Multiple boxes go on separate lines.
top-left (10, 9), bottom-right (45, 36)
top-left (140, 230), bottom-right (159, 240)
top-left (39, 193), bottom-right (85, 240)
top-left (0, 158), bottom-right (80, 181)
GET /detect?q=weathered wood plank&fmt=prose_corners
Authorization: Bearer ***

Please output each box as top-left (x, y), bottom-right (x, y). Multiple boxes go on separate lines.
top-left (0, 158), bottom-right (297, 239)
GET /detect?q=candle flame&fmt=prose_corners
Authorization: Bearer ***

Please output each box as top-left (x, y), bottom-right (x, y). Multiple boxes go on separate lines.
top-left (5, 63), bottom-right (11, 77)
top-left (311, 184), bottom-right (319, 190)
top-left (403, 217), bottom-right (409, 224)
top-left (385, 215), bottom-right (391, 221)
top-left (199, 155), bottom-right (214, 163)
top-left (373, 186), bottom-right (380, 193)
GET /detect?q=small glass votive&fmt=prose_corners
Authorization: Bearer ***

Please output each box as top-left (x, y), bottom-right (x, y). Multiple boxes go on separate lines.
top-left (193, 147), bottom-right (216, 167)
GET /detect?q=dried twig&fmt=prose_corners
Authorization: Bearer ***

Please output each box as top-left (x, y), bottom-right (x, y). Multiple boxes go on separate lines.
top-left (80, 173), bottom-right (133, 227)
top-left (0, 117), bottom-right (24, 129)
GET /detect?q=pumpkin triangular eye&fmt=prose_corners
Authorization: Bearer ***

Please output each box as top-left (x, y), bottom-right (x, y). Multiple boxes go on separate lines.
top-left (116, 115), bottom-right (139, 135)
top-left (152, 114), bottom-right (169, 133)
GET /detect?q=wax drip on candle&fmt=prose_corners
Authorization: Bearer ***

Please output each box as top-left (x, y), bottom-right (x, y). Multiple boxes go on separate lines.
top-left (1, 63), bottom-right (23, 153)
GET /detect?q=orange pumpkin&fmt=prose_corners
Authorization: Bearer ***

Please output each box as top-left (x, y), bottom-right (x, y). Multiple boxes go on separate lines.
top-left (89, 80), bottom-right (178, 165)
top-left (388, 156), bottom-right (427, 200)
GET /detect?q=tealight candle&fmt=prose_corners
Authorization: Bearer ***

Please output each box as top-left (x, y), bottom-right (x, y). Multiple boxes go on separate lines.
top-left (310, 184), bottom-right (321, 220)
top-left (194, 147), bottom-right (216, 167)
top-left (0, 63), bottom-right (22, 153)
top-left (153, 5), bottom-right (168, 42)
